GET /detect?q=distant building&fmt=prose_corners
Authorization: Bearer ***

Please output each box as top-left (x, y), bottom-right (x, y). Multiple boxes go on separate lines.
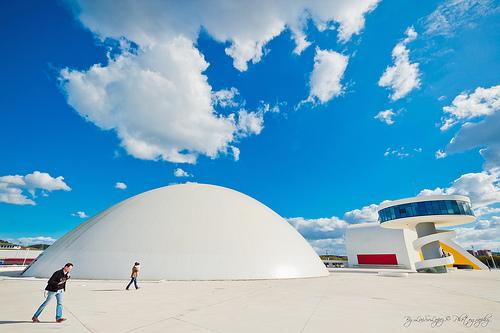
top-left (0, 244), bottom-right (21, 249)
top-left (322, 259), bottom-right (347, 268)
top-left (476, 249), bottom-right (493, 257)
top-left (346, 195), bottom-right (489, 272)
top-left (467, 249), bottom-right (478, 256)
top-left (0, 248), bottom-right (43, 265)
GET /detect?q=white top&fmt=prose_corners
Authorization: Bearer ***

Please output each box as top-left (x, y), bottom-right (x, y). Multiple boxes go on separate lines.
top-left (378, 194), bottom-right (471, 210)
top-left (378, 194), bottom-right (475, 229)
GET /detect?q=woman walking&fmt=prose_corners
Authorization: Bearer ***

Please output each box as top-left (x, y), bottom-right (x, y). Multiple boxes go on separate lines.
top-left (126, 262), bottom-right (140, 290)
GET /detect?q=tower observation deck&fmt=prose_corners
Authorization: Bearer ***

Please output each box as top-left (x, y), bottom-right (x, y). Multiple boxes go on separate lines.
top-left (378, 195), bottom-right (475, 273)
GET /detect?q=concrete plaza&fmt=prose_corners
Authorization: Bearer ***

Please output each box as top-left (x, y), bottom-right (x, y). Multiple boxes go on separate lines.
top-left (0, 268), bottom-right (498, 333)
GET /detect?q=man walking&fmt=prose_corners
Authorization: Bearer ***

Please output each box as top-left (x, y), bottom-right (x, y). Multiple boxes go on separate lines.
top-left (126, 262), bottom-right (140, 290)
top-left (32, 263), bottom-right (73, 323)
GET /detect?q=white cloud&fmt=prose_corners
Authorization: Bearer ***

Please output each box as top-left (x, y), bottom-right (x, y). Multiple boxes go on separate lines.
top-left (384, 147), bottom-right (423, 159)
top-left (287, 216), bottom-right (348, 240)
top-left (479, 147), bottom-right (500, 170)
top-left (374, 109), bottom-right (396, 125)
top-left (343, 204), bottom-right (379, 223)
top-left (72, 1), bottom-right (379, 71)
top-left (230, 146), bottom-right (241, 161)
top-left (422, 0), bottom-right (497, 37)
top-left (257, 102), bottom-right (283, 114)
top-left (61, 38), bottom-right (238, 164)
top-left (22, 171), bottom-right (70, 193)
top-left (287, 203), bottom-right (379, 255)
top-left (306, 48), bottom-right (349, 104)
top-left (269, 104), bottom-right (282, 113)
top-left (291, 29), bottom-right (311, 55)
top-left (212, 88), bottom-right (240, 108)
top-left (418, 187), bottom-right (447, 196)
top-left (0, 175), bottom-right (26, 187)
top-left (440, 85), bottom-right (500, 168)
top-left (63, 1), bottom-right (380, 163)
top-left (440, 85), bottom-right (500, 131)
top-left (0, 171), bottom-right (71, 205)
top-left (453, 209), bottom-right (500, 251)
top-left (308, 238), bottom-right (346, 255)
top-left (474, 206), bottom-right (500, 217)
top-left (419, 168), bottom-right (500, 208)
top-left (72, 211), bottom-right (89, 218)
top-left (174, 168), bottom-right (193, 178)
top-left (378, 26), bottom-right (421, 101)
top-left (435, 149), bottom-right (447, 159)
top-left (474, 216), bottom-right (500, 230)
top-left (453, 217), bottom-right (500, 252)
top-left (0, 184), bottom-right (34, 205)
top-left (17, 236), bottom-right (57, 246)
top-left (115, 182), bottom-right (127, 190)
top-left (237, 110), bottom-right (264, 137)
top-left (383, 147), bottom-right (417, 159)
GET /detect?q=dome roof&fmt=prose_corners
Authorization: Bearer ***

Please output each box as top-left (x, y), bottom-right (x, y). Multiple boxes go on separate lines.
top-left (24, 183), bottom-right (328, 280)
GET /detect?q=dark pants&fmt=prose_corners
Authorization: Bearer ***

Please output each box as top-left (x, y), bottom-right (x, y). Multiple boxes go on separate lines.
top-left (126, 277), bottom-right (139, 289)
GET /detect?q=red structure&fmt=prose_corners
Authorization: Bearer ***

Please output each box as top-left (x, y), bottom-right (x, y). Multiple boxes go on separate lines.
top-left (0, 258), bottom-right (35, 265)
top-left (357, 254), bottom-right (398, 265)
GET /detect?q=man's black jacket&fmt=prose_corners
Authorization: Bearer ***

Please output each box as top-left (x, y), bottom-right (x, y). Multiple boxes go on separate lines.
top-left (45, 269), bottom-right (70, 292)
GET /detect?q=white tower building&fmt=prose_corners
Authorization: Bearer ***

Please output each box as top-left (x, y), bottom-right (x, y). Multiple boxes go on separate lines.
top-left (378, 195), bottom-right (476, 273)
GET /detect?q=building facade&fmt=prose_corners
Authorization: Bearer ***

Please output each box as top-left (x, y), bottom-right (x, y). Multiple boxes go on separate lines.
top-left (345, 223), bottom-right (420, 270)
top-left (346, 195), bottom-right (488, 272)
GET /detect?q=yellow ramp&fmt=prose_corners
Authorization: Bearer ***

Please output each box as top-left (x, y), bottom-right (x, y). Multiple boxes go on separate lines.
top-left (418, 240), bottom-right (488, 270)
top-left (440, 240), bottom-right (488, 270)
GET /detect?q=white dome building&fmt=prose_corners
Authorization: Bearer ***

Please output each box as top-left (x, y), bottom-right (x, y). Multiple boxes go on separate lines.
top-left (23, 183), bottom-right (328, 280)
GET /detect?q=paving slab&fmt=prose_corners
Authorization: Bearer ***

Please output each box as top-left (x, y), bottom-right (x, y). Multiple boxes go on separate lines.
top-left (0, 268), bottom-right (498, 333)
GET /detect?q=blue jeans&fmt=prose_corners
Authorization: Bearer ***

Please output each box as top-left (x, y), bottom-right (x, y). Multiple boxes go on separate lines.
top-left (126, 277), bottom-right (138, 289)
top-left (34, 290), bottom-right (63, 319)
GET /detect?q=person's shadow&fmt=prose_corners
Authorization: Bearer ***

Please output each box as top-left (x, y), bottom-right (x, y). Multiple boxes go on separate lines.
top-left (0, 320), bottom-right (41, 324)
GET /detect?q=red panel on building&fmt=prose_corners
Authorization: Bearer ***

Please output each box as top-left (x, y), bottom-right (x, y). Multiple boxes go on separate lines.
top-left (0, 258), bottom-right (35, 265)
top-left (357, 254), bottom-right (398, 265)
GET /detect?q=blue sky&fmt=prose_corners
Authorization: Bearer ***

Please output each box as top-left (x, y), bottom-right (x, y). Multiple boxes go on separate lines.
top-left (1, 0), bottom-right (499, 253)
